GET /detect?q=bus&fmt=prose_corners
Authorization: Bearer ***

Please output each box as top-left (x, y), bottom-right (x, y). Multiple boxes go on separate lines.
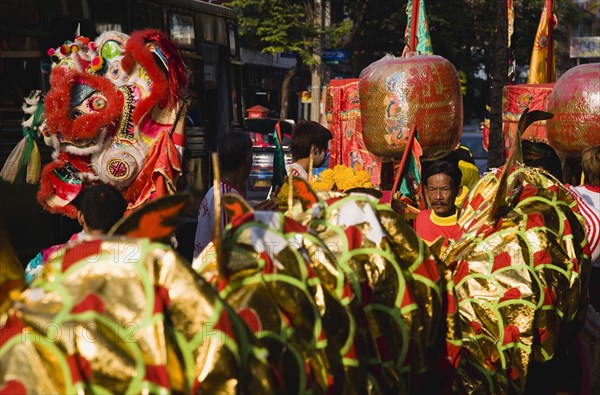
top-left (0, 0), bottom-right (242, 261)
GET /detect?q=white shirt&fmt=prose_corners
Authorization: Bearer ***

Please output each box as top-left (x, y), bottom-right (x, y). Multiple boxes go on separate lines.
top-left (568, 184), bottom-right (600, 267)
top-left (193, 180), bottom-right (240, 259)
top-left (285, 163), bottom-right (308, 180)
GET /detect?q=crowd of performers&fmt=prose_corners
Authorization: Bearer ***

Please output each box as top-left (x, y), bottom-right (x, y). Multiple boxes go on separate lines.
top-left (1, 29), bottom-right (599, 395)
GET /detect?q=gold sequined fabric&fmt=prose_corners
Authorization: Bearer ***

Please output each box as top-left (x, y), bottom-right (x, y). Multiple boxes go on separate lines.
top-left (194, 211), bottom-right (363, 394)
top-left (444, 166), bottom-right (590, 394)
top-left (1, 237), bottom-right (274, 394)
top-left (194, 191), bottom-right (459, 394)
top-left (306, 193), bottom-right (460, 393)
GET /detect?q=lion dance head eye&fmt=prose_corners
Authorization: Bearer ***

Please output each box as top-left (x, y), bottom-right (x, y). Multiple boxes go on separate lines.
top-left (89, 96), bottom-right (107, 111)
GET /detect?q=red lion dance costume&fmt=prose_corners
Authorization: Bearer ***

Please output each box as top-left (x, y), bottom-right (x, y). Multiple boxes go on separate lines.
top-left (38, 30), bottom-right (188, 217)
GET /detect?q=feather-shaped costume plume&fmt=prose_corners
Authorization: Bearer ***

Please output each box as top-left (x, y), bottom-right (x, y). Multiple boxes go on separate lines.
top-left (0, 91), bottom-right (44, 184)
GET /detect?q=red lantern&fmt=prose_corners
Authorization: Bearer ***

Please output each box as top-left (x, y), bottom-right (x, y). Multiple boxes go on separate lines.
top-left (547, 63), bottom-right (600, 157)
top-left (359, 54), bottom-right (462, 160)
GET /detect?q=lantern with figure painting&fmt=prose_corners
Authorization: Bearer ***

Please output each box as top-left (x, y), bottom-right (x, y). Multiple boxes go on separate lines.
top-left (359, 54), bottom-right (462, 160)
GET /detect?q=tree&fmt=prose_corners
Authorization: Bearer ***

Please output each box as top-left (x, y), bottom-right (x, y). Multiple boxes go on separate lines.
top-left (488, 0), bottom-right (509, 169)
top-left (228, 0), bottom-right (584, 123)
top-left (347, 0), bottom-right (583, 120)
top-left (344, 0), bottom-right (405, 75)
top-left (226, 0), bottom-right (357, 120)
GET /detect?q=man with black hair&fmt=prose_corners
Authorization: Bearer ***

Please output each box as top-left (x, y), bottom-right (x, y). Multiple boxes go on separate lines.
top-left (193, 132), bottom-right (253, 259)
top-left (414, 160), bottom-right (463, 247)
top-left (436, 148), bottom-right (479, 205)
top-left (25, 184), bottom-right (127, 283)
top-left (286, 120), bottom-right (332, 179)
top-left (76, 183), bottom-right (129, 234)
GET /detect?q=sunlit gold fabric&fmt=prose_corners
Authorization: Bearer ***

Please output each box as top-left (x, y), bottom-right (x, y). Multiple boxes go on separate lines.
top-left (444, 166), bottom-right (590, 393)
top-left (0, 237), bottom-right (274, 394)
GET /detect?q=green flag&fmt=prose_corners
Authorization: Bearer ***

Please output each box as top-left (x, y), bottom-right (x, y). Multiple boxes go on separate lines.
top-left (272, 122), bottom-right (287, 188)
top-left (399, 130), bottom-right (423, 207)
top-left (402, 0), bottom-right (433, 56)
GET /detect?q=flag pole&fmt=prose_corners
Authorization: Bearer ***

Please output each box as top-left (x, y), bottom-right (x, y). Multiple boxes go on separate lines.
top-left (409, 0), bottom-right (420, 52)
top-left (546, 0), bottom-right (554, 81)
top-left (275, 120), bottom-right (282, 144)
top-left (270, 120), bottom-right (286, 199)
top-left (211, 152), bottom-right (224, 278)
top-left (391, 124), bottom-right (417, 197)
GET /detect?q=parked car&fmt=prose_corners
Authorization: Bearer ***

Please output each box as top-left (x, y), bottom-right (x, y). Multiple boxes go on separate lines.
top-left (243, 118), bottom-right (293, 202)
top-left (460, 127), bottom-right (488, 175)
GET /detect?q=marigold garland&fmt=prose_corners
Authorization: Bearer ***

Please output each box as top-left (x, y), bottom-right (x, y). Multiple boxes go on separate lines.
top-left (312, 164), bottom-right (374, 192)
top-left (274, 165), bottom-right (374, 211)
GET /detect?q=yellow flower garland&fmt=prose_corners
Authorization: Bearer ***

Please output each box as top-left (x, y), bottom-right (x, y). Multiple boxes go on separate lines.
top-left (312, 164), bottom-right (374, 192)
top-left (273, 165), bottom-right (375, 211)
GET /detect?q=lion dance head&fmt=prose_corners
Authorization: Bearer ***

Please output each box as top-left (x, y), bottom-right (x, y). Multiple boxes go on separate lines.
top-left (38, 29), bottom-right (188, 217)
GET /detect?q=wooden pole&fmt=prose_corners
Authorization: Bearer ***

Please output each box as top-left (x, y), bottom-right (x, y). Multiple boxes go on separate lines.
top-left (311, 0), bottom-right (322, 122)
top-left (391, 124), bottom-right (417, 196)
top-left (488, 0), bottom-right (508, 169)
top-left (546, 0), bottom-right (554, 81)
top-left (287, 171), bottom-right (294, 216)
top-left (211, 152), bottom-right (224, 278)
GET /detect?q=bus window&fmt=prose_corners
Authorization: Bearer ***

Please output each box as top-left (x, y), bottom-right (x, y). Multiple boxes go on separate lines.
top-left (198, 13), bottom-right (227, 45)
top-left (169, 12), bottom-right (195, 49)
top-left (0, 0), bottom-right (41, 43)
top-left (213, 17), bottom-right (227, 45)
top-left (201, 43), bottom-right (218, 90)
top-left (90, 0), bottom-right (131, 33)
top-left (182, 58), bottom-right (205, 127)
top-left (227, 22), bottom-right (238, 60)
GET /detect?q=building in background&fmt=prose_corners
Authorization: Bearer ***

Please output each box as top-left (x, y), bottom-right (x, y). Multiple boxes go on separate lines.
top-left (0, 0), bottom-right (243, 260)
top-left (239, 48), bottom-right (299, 119)
top-left (570, 0), bottom-right (600, 64)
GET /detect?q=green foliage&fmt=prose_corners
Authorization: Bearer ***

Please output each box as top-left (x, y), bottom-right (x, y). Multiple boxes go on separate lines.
top-left (227, 0), bottom-right (365, 67)
top-left (327, 19), bottom-right (353, 48)
top-left (427, 0), bottom-right (495, 78)
top-left (511, 0), bottom-right (582, 73)
top-left (225, 0), bottom-right (319, 65)
top-left (227, 0), bottom-right (586, 121)
top-left (344, 0), bottom-right (406, 74)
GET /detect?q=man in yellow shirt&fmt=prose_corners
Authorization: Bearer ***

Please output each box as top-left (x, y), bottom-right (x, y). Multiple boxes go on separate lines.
top-left (415, 160), bottom-right (463, 247)
top-left (455, 145), bottom-right (480, 188)
top-left (433, 147), bottom-right (478, 208)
